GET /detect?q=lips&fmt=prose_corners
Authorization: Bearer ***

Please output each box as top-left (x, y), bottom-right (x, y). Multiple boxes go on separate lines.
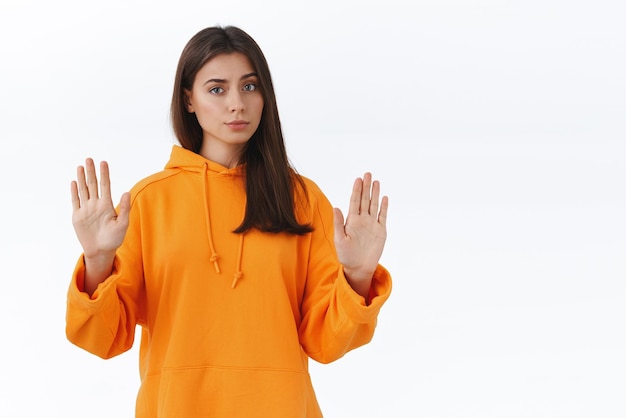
top-left (226, 120), bottom-right (249, 130)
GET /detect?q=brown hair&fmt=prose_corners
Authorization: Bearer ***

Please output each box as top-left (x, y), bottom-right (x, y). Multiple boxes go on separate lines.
top-left (170, 26), bottom-right (313, 235)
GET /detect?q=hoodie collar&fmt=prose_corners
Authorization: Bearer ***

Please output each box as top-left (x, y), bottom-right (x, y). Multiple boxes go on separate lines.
top-left (165, 145), bottom-right (245, 177)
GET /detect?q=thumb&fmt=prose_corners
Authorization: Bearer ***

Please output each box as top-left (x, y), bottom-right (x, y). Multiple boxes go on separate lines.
top-left (116, 192), bottom-right (131, 225)
top-left (333, 207), bottom-right (345, 243)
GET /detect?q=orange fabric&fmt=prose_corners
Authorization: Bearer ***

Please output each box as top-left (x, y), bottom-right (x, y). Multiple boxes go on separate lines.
top-left (66, 145), bottom-right (392, 417)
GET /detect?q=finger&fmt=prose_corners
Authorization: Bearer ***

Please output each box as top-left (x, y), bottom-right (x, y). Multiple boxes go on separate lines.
top-left (70, 181), bottom-right (80, 211)
top-left (99, 161), bottom-right (112, 201)
top-left (361, 172), bottom-right (372, 214)
top-left (348, 177), bottom-right (363, 216)
top-left (377, 195), bottom-right (389, 228)
top-left (85, 158), bottom-right (99, 200)
top-left (76, 164), bottom-right (89, 202)
top-left (369, 179), bottom-right (381, 218)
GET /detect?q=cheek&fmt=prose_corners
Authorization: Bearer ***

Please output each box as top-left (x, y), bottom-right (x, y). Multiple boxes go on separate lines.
top-left (251, 97), bottom-right (264, 116)
top-left (196, 102), bottom-right (219, 118)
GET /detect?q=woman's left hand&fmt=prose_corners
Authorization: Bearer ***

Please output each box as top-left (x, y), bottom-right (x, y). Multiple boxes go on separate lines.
top-left (333, 172), bottom-right (388, 297)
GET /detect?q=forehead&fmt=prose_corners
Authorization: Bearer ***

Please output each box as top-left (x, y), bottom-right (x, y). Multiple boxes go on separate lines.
top-left (196, 52), bottom-right (256, 79)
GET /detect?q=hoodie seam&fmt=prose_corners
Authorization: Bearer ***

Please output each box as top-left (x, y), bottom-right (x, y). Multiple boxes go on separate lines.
top-left (129, 169), bottom-right (184, 206)
top-left (148, 364), bottom-right (308, 377)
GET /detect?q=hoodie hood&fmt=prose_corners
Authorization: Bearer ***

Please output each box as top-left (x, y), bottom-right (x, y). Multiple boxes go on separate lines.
top-left (165, 145), bottom-right (246, 288)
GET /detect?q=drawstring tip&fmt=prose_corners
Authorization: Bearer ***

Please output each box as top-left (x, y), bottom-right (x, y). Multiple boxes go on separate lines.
top-left (209, 253), bottom-right (221, 274)
top-left (231, 272), bottom-right (242, 289)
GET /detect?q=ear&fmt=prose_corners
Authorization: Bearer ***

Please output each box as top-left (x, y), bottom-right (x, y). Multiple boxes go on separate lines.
top-left (183, 89), bottom-right (194, 113)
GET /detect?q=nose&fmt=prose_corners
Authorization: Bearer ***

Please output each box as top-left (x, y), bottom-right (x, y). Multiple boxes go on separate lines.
top-left (228, 91), bottom-right (245, 112)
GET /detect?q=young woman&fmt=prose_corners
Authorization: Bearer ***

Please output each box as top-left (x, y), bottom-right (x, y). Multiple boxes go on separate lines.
top-left (66, 25), bottom-right (391, 417)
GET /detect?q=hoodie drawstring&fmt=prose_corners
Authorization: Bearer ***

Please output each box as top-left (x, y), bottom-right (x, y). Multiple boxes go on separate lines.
top-left (203, 163), bottom-right (221, 274)
top-left (232, 234), bottom-right (244, 288)
top-left (203, 162), bottom-right (245, 288)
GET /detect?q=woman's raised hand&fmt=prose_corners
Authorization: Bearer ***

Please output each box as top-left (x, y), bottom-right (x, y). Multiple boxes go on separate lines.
top-left (71, 158), bottom-right (131, 261)
top-left (333, 172), bottom-right (388, 298)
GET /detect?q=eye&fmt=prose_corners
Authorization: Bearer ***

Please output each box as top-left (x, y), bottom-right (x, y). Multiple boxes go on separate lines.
top-left (209, 86), bottom-right (224, 95)
top-left (243, 83), bottom-right (257, 92)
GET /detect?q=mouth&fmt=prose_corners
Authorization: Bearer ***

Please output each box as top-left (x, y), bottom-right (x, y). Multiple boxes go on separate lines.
top-left (226, 120), bottom-right (249, 130)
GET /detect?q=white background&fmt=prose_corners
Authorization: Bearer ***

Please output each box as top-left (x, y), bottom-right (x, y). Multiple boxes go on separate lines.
top-left (1, 0), bottom-right (625, 417)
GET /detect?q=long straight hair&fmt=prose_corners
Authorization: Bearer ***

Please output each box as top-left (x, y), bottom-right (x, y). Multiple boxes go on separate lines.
top-left (170, 26), bottom-right (313, 235)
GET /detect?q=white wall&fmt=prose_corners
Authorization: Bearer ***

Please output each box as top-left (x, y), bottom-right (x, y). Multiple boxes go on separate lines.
top-left (1, 0), bottom-right (624, 417)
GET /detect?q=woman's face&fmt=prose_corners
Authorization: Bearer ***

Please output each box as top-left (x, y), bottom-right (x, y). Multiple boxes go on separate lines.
top-left (185, 52), bottom-right (264, 167)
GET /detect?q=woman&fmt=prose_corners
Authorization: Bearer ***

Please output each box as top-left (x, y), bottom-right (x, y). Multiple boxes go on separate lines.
top-left (66, 25), bottom-right (391, 417)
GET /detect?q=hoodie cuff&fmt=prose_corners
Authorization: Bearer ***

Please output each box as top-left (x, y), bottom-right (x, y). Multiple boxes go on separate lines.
top-left (337, 264), bottom-right (392, 324)
top-left (67, 254), bottom-right (118, 313)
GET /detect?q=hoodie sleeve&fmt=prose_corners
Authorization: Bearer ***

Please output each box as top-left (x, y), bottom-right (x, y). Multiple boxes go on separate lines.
top-left (298, 182), bottom-right (392, 364)
top-left (65, 200), bottom-right (146, 360)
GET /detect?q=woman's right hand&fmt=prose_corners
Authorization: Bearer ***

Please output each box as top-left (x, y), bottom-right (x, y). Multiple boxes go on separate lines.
top-left (71, 158), bottom-right (130, 294)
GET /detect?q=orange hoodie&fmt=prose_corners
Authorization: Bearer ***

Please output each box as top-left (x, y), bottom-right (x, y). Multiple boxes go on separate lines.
top-left (66, 145), bottom-right (392, 417)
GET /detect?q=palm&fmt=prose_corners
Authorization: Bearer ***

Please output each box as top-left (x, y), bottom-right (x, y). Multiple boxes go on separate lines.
top-left (333, 172), bottom-right (388, 282)
top-left (71, 159), bottom-right (130, 258)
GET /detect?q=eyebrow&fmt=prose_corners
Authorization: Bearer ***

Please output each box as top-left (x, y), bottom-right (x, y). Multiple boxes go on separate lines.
top-left (202, 72), bottom-right (258, 86)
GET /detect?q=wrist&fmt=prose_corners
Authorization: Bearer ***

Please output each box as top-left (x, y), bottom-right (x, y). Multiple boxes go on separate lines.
top-left (82, 252), bottom-right (116, 297)
top-left (343, 266), bottom-right (375, 283)
top-left (343, 266), bottom-right (374, 302)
